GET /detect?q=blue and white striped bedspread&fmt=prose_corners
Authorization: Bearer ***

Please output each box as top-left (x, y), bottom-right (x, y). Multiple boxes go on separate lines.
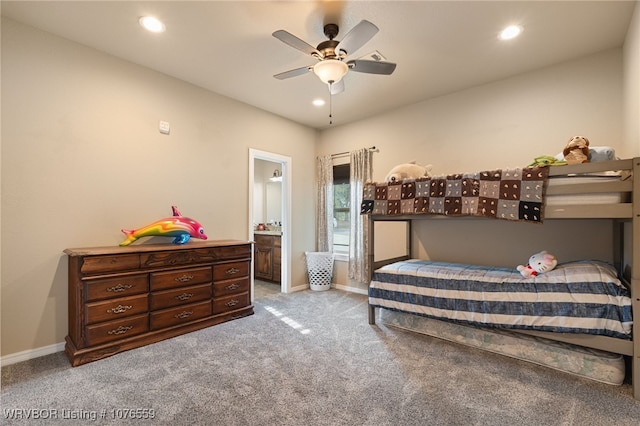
top-left (369, 259), bottom-right (632, 339)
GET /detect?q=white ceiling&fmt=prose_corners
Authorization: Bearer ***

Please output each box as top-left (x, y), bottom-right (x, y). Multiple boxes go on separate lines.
top-left (1, 1), bottom-right (636, 130)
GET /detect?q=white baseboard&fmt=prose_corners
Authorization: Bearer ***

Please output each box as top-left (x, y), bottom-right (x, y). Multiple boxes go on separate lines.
top-left (293, 283), bottom-right (368, 295)
top-left (333, 284), bottom-right (368, 295)
top-left (1, 342), bottom-right (65, 367)
top-left (290, 284), bottom-right (310, 293)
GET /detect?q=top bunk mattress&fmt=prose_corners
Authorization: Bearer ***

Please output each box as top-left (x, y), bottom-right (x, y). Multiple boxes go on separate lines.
top-left (546, 174), bottom-right (628, 205)
top-left (369, 259), bottom-right (632, 339)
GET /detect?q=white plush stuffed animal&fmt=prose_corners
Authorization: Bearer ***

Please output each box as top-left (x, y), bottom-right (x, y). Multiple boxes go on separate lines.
top-left (384, 161), bottom-right (432, 182)
top-left (517, 251), bottom-right (558, 278)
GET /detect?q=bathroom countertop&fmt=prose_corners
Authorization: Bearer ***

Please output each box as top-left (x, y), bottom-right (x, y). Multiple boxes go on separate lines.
top-left (253, 230), bottom-right (282, 236)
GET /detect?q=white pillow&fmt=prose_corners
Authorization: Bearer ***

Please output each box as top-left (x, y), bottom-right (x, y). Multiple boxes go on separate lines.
top-left (588, 146), bottom-right (616, 162)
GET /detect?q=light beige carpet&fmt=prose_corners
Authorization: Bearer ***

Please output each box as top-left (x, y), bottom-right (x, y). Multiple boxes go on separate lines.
top-left (3, 289), bottom-right (639, 425)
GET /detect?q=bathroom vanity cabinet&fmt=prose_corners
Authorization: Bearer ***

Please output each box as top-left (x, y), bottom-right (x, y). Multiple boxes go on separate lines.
top-left (253, 233), bottom-right (281, 283)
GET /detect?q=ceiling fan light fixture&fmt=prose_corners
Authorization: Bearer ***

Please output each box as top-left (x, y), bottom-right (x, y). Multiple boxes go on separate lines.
top-left (313, 59), bottom-right (348, 84)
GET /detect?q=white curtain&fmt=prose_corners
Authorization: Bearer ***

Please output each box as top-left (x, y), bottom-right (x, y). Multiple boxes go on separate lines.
top-left (348, 148), bottom-right (373, 283)
top-left (316, 155), bottom-right (334, 252)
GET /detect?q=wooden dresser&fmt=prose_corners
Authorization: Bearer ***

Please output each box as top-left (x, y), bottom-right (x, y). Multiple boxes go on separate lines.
top-left (64, 240), bottom-right (253, 366)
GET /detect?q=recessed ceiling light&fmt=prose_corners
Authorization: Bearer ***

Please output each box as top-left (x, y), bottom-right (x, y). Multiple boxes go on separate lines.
top-left (139, 16), bottom-right (166, 33)
top-left (499, 25), bottom-right (523, 40)
top-left (312, 99), bottom-right (326, 107)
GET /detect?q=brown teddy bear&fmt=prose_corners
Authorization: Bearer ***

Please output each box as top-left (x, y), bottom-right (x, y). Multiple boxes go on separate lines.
top-left (563, 136), bottom-right (590, 165)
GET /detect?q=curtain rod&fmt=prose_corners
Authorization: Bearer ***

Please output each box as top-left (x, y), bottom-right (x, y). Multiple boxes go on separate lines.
top-left (331, 146), bottom-right (378, 158)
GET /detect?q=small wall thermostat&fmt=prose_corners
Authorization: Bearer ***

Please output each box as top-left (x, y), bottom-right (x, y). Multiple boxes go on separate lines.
top-left (159, 121), bottom-right (170, 135)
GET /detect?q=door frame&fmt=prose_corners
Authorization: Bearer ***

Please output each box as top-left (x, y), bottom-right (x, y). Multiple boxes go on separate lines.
top-left (248, 149), bottom-right (292, 297)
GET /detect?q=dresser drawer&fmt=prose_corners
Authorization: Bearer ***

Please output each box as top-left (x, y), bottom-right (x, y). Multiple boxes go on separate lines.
top-left (140, 249), bottom-right (210, 269)
top-left (150, 300), bottom-right (212, 330)
top-left (150, 283), bottom-right (212, 310)
top-left (150, 267), bottom-right (212, 291)
top-left (211, 244), bottom-right (252, 260)
top-left (213, 292), bottom-right (250, 315)
top-left (85, 275), bottom-right (149, 302)
top-left (140, 244), bottom-right (250, 269)
top-left (213, 277), bottom-right (249, 297)
top-left (213, 261), bottom-right (249, 281)
top-left (85, 314), bottom-right (149, 347)
top-left (85, 294), bottom-right (149, 325)
top-left (81, 254), bottom-right (140, 275)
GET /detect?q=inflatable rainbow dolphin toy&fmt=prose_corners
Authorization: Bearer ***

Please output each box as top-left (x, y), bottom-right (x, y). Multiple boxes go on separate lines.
top-left (119, 206), bottom-right (207, 246)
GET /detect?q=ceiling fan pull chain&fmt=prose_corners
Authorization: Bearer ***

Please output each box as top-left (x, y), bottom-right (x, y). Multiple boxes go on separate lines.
top-left (329, 81), bottom-right (336, 125)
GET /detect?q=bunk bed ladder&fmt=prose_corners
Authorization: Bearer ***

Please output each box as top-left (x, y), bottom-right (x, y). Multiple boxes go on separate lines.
top-left (367, 217), bottom-right (412, 324)
top-left (632, 158), bottom-right (640, 400)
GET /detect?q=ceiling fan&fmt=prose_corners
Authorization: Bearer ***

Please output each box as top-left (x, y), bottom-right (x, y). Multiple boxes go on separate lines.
top-left (272, 20), bottom-right (397, 95)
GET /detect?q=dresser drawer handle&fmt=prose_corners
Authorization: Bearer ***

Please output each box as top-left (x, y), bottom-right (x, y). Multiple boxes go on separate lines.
top-left (225, 299), bottom-right (239, 308)
top-left (175, 274), bottom-right (194, 283)
top-left (225, 283), bottom-right (240, 291)
top-left (108, 325), bottom-right (133, 335)
top-left (225, 267), bottom-right (240, 275)
top-left (107, 305), bottom-right (132, 314)
top-left (106, 284), bottom-right (133, 293)
top-left (175, 293), bottom-right (194, 301)
top-left (174, 311), bottom-right (193, 319)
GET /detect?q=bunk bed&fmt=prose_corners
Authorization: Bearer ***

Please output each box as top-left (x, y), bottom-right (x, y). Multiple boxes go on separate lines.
top-left (363, 158), bottom-right (639, 399)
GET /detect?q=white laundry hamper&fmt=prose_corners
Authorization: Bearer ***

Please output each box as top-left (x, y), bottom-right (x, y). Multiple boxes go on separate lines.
top-left (305, 252), bottom-right (334, 291)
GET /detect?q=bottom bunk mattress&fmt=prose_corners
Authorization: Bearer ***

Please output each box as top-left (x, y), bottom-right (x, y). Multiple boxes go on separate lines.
top-left (378, 309), bottom-right (626, 386)
top-left (369, 259), bottom-right (632, 339)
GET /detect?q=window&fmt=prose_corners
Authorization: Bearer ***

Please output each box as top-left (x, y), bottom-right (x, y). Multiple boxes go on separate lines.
top-left (333, 164), bottom-right (350, 256)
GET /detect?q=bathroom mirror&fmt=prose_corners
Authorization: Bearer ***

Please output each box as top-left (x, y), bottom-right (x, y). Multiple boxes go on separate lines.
top-left (265, 181), bottom-right (282, 225)
top-left (253, 159), bottom-right (282, 228)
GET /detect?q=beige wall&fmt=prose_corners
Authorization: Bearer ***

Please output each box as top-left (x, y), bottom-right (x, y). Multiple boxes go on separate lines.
top-left (321, 48), bottom-right (626, 177)
top-left (320, 45), bottom-right (639, 293)
top-left (624, 2), bottom-right (640, 154)
top-left (0, 19), bottom-right (317, 357)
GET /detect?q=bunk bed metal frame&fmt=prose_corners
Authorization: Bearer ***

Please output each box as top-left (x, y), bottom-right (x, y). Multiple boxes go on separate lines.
top-left (366, 158), bottom-right (640, 400)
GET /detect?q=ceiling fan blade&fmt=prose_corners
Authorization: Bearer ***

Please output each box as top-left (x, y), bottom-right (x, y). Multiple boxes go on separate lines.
top-left (329, 79), bottom-right (344, 95)
top-left (335, 20), bottom-right (378, 57)
top-left (274, 65), bottom-right (313, 80)
top-left (347, 59), bottom-right (397, 75)
top-left (272, 30), bottom-right (321, 57)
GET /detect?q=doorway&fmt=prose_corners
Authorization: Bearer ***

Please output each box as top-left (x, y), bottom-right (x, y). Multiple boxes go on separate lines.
top-left (248, 149), bottom-right (292, 300)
